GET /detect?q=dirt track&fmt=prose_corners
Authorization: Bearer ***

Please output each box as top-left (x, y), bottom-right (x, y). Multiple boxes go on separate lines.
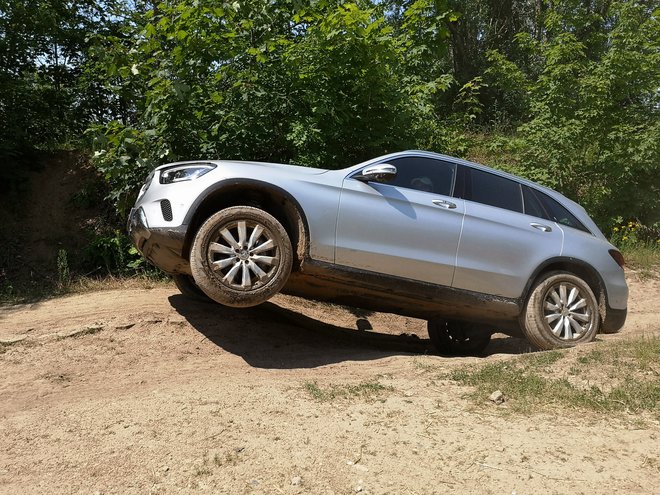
top-left (1, 274), bottom-right (659, 494)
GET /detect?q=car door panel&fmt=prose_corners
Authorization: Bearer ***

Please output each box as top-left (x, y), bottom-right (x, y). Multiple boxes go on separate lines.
top-left (335, 179), bottom-right (465, 286)
top-left (452, 201), bottom-right (563, 299)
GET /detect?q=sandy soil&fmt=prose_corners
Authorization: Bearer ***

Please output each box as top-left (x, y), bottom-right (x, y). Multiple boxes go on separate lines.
top-left (1, 274), bottom-right (658, 494)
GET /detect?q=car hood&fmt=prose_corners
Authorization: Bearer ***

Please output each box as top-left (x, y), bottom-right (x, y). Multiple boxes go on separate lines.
top-left (154, 159), bottom-right (330, 176)
top-left (213, 160), bottom-right (330, 176)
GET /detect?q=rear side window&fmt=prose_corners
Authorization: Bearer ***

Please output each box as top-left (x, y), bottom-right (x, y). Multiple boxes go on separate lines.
top-left (456, 167), bottom-right (523, 213)
top-left (538, 191), bottom-right (591, 233)
top-left (523, 185), bottom-right (590, 234)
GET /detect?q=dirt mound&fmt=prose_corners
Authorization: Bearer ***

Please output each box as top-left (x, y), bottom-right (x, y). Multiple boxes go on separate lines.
top-left (0, 273), bottom-right (658, 494)
top-left (0, 151), bottom-right (105, 294)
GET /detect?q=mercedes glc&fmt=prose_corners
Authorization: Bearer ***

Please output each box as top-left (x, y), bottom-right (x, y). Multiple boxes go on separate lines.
top-left (128, 151), bottom-right (628, 354)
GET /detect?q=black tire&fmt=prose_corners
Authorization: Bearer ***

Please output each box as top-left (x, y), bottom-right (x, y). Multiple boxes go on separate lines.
top-left (172, 274), bottom-right (212, 303)
top-left (427, 319), bottom-right (492, 356)
top-left (520, 271), bottom-right (599, 350)
top-left (190, 206), bottom-right (293, 307)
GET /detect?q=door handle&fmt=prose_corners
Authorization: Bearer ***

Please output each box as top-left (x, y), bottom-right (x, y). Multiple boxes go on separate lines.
top-left (530, 222), bottom-right (552, 232)
top-left (432, 199), bottom-right (457, 209)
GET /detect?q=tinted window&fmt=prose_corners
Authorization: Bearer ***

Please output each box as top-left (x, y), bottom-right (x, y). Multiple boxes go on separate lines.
top-left (537, 191), bottom-right (591, 233)
top-left (523, 186), bottom-right (550, 219)
top-left (381, 157), bottom-right (456, 196)
top-left (459, 167), bottom-right (523, 213)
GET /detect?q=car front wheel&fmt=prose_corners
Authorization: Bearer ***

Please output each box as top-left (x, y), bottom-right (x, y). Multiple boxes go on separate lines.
top-left (190, 206), bottom-right (293, 307)
top-left (521, 272), bottom-right (599, 350)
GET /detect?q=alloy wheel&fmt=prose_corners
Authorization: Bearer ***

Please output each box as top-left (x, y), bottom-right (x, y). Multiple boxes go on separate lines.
top-left (543, 281), bottom-right (595, 340)
top-left (206, 219), bottom-right (281, 291)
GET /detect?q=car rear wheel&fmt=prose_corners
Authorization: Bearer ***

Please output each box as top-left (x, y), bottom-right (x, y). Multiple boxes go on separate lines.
top-left (521, 272), bottom-right (599, 350)
top-left (172, 274), bottom-right (212, 303)
top-left (190, 206), bottom-right (293, 307)
top-left (427, 319), bottom-right (492, 356)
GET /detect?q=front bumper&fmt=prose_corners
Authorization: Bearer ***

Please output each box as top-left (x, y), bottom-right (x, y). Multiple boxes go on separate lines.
top-left (127, 207), bottom-right (190, 274)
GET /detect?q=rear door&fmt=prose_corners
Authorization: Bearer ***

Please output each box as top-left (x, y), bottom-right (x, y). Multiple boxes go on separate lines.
top-left (335, 156), bottom-right (464, 286)
top-left (452, 167), bottom-right (563, 299)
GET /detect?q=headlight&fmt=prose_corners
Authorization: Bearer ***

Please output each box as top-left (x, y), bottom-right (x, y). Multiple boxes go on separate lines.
top-left (159, 163), bottom-right (216, 184)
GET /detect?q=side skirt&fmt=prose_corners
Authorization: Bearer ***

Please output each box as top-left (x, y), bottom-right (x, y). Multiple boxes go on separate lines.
top-left (282, 259), bottom-right (523, 335)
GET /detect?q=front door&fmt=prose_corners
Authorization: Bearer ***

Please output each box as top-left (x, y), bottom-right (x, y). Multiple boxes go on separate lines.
top-left (334, 156), bottom-right (464, 287)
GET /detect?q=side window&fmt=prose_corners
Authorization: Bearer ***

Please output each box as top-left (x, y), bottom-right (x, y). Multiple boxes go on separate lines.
top-left (523, 186), bottom-right (550, 220)
top-left (460, 167), bottom-right (523, 213)
top-left (537, 190), bottom-right (591, 234)
top-left (381, 157), bottom-right (456, 196)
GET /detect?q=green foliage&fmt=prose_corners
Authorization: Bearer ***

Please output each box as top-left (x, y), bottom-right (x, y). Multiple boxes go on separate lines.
top-left (84, 230), bottom-right (159, 276)
top-left (86, 0), bottom-right (463, 212)
top-left (609, 219), bottom-right (660, 277)
top-left (1, 0), bottom-right (658, 235)
top-left (0, 0), bottom-right (111, 180)
top-left (491, 2), bottom-right (660, 226)
top-left (56, 249), bottom-right (71, 289)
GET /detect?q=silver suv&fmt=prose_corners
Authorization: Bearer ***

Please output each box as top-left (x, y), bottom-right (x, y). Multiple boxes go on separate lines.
top-left (128, 150), bottom-right (628, 354)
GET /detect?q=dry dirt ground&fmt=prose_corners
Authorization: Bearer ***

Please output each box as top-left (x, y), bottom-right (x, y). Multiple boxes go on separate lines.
top-left (1, 274), bottom-right (659, 494)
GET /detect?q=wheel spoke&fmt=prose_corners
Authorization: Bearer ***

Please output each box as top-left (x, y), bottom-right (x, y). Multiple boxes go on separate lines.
top-left (545, 301), bottom-right (559, 311)
top-left (550, 289), bottom-right (562, 306)
top-left (569, 299), bottom-right (587, 311)
top-left (563, 316), bottom-right (573, 339)
top-left (251, 239), bottom-right (274, 254)
top-left (567, 287), bottom-right (578, 306)
top-left (212, 257), bottom-right (235, 270)
top-left (220, 228), bottom-right (240, 249)
top-left (571, 312), bottom-right (590, 323)
top-left (223, 262), bottom-right (241, 283)
top-left (248, 260), bottom-right (268, 281)
top-left (251, 255), bottom-right (278, 266)
top-left (559, 284), bottom-right (567, 305)
top-left (241, 263), bottom-right (250, 288)
top-left (237, 221), bottom-right (247, 247)
top-left (551, 318), bottom-right (563, 336)
top-left (209, 242), bottom-right (234, 255)
top-left (568, 316), bottom-right (583, 336)
top-left (247, 225), bottom-right (264, 250)
top-left (545, 313), bottom-right (561, 323)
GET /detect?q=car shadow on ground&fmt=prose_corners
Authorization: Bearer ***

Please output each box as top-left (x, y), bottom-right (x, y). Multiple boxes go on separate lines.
top-left (168, 295), bottom-right (535, 369)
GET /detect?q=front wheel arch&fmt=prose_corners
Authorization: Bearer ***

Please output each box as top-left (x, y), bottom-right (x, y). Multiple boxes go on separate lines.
top-left (182, 180), bottom-right (310, 269)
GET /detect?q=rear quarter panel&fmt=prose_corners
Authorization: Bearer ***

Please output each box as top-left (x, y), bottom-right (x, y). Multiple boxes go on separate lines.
top-left (560, 227), bottom-right (628, 310)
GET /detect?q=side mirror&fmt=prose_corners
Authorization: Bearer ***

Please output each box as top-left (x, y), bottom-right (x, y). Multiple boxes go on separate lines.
top-left (356, 163), bottom-right (397, 183)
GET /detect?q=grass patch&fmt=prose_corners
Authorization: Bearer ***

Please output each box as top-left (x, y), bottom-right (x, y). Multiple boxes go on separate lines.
top-left (412, 357), bottom-right (441, 372)
top-left (303, 379), bottom-right (393, 402)
top-left (621, 244), bottom-right (659, 279)
top-left (449, 337), bottom-right (660, 416)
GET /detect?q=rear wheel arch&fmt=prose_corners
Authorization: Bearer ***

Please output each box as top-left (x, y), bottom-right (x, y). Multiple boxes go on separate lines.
top-left (520, 271), bottom-right (600, 349)
top-left (521, 258), bottom-right (607, 325)
top-left (182, 180), bottom-right (310, 270)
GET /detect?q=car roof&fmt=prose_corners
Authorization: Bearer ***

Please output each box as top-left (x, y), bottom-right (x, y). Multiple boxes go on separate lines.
top-left (354, 150), bottom-right (603, 238)
top-left (361, 150), bottom-right (577, 204)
